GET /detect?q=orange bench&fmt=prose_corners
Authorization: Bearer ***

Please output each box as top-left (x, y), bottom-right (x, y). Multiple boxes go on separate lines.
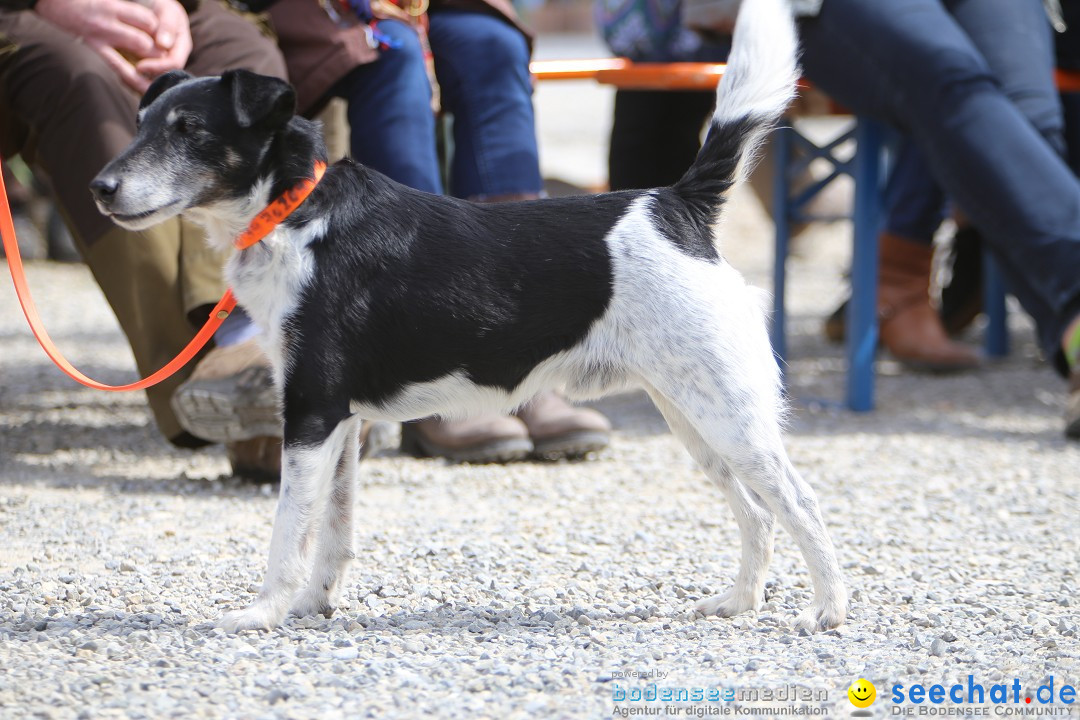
top-left (531, 58), bottom-right (724, 89)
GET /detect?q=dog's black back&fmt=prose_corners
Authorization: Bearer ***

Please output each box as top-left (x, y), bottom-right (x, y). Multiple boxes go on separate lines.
top-left (282, 165), bottom-right (625, 436)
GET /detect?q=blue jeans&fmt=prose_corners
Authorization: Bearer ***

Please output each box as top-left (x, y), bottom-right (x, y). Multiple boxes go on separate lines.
top-left (332, 12), bottom-right (541, 199)
top-left (885, 0), bottom-right (1065, 243)
top-left (799, 0), bottom-right (1080, 373)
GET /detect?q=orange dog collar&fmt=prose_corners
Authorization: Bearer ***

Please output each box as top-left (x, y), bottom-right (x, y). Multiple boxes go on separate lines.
top-left (235, 161), bottom-right (327, 250)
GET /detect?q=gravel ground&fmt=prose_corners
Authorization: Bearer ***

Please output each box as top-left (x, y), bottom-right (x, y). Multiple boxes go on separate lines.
top-left (2, 40), bottom-right (1079, 720)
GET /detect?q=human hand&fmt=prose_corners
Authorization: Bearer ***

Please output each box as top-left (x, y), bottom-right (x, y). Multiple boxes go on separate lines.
top-left (35, 0), bottom-right (190, 93)
top-left (132, 0), bottom-right (193, 87)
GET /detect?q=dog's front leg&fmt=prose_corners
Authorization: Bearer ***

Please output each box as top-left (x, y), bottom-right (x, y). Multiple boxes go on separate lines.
top-left (289, 414), bottom-right (360, 618)
top-left (219, 407), bottom-right (352, 633)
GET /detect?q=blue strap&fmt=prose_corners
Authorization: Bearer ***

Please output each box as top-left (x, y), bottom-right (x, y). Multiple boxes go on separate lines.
top-left (369, 20), bottom-right (403, 50)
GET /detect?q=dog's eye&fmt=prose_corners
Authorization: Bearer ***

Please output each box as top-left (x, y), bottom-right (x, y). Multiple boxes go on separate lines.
top-left (170, 115), bottom-right (203, 136)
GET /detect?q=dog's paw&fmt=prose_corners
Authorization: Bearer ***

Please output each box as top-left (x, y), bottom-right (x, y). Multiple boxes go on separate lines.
top-left (218, 603), bottom-right (284, 633)
top-left (695, 586), bottom-right (762, 618)
top-left (793, 597), bottom-right (847, 634)
top-left (289, 589), bottom-right (336, 619)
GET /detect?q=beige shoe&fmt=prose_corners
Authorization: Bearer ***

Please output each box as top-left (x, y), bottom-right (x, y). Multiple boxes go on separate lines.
top-left (514, 392), bottom-right (611, 460)
top-left (170, 338), bottom-right (280, 443)
top-left (227, 436), bottom-right (282, 482)
top-left (400, 415), bottom-right (533, 463)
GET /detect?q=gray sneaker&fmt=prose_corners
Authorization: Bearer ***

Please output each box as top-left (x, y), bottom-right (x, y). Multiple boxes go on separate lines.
top-left (400, 415), bottom-right (533, 463)
top-left (513, 391), bottom-right (611, 460)
top-left (171, 339), bottom-right (281, 443)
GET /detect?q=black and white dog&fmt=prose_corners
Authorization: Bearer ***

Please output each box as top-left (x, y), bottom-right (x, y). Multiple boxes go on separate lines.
top-left (91, 0), bottom-right (846, 633)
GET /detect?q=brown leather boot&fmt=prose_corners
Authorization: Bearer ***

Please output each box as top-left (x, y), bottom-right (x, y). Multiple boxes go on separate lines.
top-left (514, 392), bottom-right (611, 460)
top-left (878, 232), bottom-right (981, 372)
top-left (227, 436), bottom-right (282, 482)
top-left (400, 415), bottom-right (533, 463)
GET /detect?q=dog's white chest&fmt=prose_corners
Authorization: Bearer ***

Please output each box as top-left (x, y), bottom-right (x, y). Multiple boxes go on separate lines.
top-left (225, 223), bottom-right (321, 379)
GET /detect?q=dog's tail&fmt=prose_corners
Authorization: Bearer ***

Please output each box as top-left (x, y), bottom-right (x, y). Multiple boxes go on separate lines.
top-left (672, 0), bottom-right (798, 214)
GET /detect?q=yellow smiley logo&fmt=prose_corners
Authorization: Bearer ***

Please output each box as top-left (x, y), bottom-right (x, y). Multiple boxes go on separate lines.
top-left (848, 679), bottom-right (876, 708)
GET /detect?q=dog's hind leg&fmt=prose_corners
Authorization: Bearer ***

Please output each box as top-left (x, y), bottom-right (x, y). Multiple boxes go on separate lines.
top-left (644, 370), bottom-right (847, 632)
top-left (645, 388), bottom-right (776, 618)
top-left (219, 410), bottom-right (353, 633)
top-left (289, 414), bottom-right (360, 619)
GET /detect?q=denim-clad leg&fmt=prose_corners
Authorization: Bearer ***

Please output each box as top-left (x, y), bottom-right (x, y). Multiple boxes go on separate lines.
top-left (880, 0), bottom-right (1064, 332)
top-left (950, 0), bottom-right (1064, 157)
top-left (426, 10), bottom-right (542, 199)
top-left (882, 139), bottom-right (947, 243)
top-left (333, 19), bottom-right (443, 194)
top-left (799, 0), bottom-right (1080, 373)
top-left (941, 0), bottom-right (1066, 336)
top-left (884, 0), bottom-right (1063, 245)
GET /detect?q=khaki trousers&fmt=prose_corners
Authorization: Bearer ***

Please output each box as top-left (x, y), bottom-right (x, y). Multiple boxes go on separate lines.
top-left (0, 1), bottom-right (286, 441)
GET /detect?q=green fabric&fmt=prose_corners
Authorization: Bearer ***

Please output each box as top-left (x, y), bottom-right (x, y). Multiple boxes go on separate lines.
top-left (1065, 321), bottom-right (1080, 370)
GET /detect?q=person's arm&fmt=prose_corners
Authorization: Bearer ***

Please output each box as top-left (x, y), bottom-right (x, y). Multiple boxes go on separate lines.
top-left (0, 0), bottom-right (40, 10)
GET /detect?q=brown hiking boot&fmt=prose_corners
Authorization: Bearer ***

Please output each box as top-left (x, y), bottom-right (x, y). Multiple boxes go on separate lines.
top-left (514, 391), bottom-right (611, 460)
top-left (228, 422), bottom-right (382, 482)
top-left (877, 232), bottom-right (981, 372)
top-left (170, 338), bottom-right (280, 443)
top-left (400, 415), bottom-right (533, 463)
top-left (227, 436), bottom-right (282, 482)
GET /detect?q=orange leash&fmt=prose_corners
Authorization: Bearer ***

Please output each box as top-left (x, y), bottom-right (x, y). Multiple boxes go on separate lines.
top-left (234, 162), bottom-right (326, 250)
top-left (0, 158), bottom-right (325, 392)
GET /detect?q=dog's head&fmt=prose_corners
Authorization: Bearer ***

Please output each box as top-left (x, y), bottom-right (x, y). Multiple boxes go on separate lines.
top-left (91, 69), bottom-right (297, 230)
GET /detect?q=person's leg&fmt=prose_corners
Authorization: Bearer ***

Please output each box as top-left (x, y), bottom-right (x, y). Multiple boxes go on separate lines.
top-left (940, 0), bottom-right (1067, 340)
top-left (426, 9), bottom-right (541, 200)
top-left (882, 139), bottom-right (947, 245)
top-left (169, 1), bottom-right (294, 471)
top-left (869, 0), bottom-right (1065, 348)
top-left (863, 137), bottom-right (980, 369)
top-left (0, 11), bottom-right (203, 442)
top-left (333, 18), bottom-right (442, 194)
top-left (609, 89), bottom-right (715, 191)
top-left (1061, 93), bottom-right (1080, 176)
top-left (1, 4), bottom-right (287, 452)
top-left (949, 0), bottom-right (1064, 157)
top-left (331, 17), bottom-right (533, 461)
top-left (798, 0), bottom-right (1080, 374)
top-left (409, 10), bottom-right (609, 458)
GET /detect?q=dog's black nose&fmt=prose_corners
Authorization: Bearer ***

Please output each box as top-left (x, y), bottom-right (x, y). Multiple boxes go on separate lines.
top-left (89, 175), bottom-right (120, 203)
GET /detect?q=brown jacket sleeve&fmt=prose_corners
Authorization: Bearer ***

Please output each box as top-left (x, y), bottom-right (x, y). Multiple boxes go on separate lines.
top-left (0, 0), bottom-right (38, 11)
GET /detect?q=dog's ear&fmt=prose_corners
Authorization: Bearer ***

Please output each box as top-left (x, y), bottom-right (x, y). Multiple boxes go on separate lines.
top-left (222, 69), bottom-right (297, 131)
top-left (140, 70), bottom-right (194, 111)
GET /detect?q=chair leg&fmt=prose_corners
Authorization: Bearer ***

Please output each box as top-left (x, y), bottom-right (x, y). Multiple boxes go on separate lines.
top-left (771, 125), bottom-right (793, 370)
top-left (846, 117), bottom-right (885, 412)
